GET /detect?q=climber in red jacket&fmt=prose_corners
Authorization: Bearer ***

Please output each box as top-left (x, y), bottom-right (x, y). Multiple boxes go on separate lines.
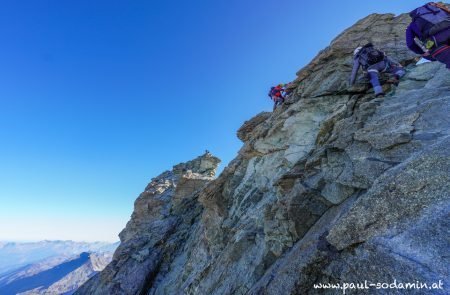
top-left (268, 84), bottom-right (285, 111)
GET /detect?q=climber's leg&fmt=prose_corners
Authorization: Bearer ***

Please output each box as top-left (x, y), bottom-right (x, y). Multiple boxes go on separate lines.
top-left (390, 66), bottom-right (406, 79)
top-left (367, 69), bottom-right (384, 96)
top-left (386, 64), bottom-right (405, 86)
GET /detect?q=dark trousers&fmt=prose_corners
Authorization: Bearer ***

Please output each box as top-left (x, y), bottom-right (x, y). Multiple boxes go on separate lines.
top-left (367, 60), bottom-right (406, 95)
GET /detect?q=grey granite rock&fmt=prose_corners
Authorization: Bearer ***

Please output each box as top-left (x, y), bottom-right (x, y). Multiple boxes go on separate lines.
top-left (75, 153), bottom-right (220, 295)
top-left (77, 8), bottom-right (450, 295)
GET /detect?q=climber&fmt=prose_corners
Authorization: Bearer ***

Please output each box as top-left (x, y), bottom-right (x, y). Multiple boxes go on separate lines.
top-left (406, 2), bottom-right (450, 68)
top-left (349, 43), bottom-right (406, 98)
top-left (268, 84), bottom-right (285, 110)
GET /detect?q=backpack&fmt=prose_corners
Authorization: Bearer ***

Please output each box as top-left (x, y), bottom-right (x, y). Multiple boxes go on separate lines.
top-left (357, 44), bottom-right (385, 67)
top-left (269, 86), bottom-right (283, 98)
top-left (268, 87), bottom-right (275, 98)
top-left (410, 2), bottom-right (450, 39)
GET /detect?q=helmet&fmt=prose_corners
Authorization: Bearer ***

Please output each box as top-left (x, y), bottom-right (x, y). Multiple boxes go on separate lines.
top-left (278, 83), bottom-right (284, 87)
top-left (353, 46), bottom-right (363, 56)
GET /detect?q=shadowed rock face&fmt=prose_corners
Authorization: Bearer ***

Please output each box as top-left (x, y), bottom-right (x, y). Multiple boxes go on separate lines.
top-left (77, 10), bottom-right (449, 295)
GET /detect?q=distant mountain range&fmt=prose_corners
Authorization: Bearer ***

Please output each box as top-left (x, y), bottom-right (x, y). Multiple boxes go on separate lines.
top-left (0, 241), bottom-right (118, 295)
top-left (0, 240), bottom-right (118, 275)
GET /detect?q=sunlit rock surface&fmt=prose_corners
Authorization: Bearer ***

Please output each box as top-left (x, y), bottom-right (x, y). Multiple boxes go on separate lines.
top-left (77, 11), bottom-right (449, 295)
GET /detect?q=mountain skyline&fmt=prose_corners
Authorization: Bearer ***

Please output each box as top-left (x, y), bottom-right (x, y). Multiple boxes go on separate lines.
top-left (0, 240), bottom-right (118, 276)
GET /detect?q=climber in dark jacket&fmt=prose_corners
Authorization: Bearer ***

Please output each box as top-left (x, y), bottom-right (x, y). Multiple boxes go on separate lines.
top-left (349, 43), bottom-right (405, 97)
top-left (406, 3), bottom-right (450, 68)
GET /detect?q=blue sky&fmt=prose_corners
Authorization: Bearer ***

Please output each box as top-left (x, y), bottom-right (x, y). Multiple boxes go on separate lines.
top-left (0, 0), bottom-right (425, 242)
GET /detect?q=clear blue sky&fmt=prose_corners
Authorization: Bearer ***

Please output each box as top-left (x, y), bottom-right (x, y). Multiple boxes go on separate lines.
top-left (0, 0), bottom-right (425, 242)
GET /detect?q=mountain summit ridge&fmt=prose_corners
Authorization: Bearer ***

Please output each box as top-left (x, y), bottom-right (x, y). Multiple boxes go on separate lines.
top-left (77, 10), bottom-right (449, 295)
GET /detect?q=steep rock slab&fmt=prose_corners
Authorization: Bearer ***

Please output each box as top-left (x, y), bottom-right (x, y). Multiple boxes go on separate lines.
top-left (247, 62), bottom-right (450, 295)
top-left (149, 15), bottom-right (449, 295)
top-left (146, 13), bottom-right (417, 295)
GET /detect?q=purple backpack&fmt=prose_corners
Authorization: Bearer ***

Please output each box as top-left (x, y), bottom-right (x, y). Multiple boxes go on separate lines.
top-left (410, 2), bottom-right (450, 39)
top-left (357, 44), bottom-right (385, 67)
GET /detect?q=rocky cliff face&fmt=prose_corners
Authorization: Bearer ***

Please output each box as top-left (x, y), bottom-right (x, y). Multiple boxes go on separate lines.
top-left (77, 12), bottom-right (449, 295)
top-left (76, 153), bottom-right (221, 294)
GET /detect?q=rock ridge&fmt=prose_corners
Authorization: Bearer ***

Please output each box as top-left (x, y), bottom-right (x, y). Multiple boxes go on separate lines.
top-left (77, 10), bottom-right (450, 295)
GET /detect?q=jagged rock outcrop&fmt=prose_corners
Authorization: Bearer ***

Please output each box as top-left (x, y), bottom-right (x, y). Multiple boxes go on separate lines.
top-left (76, 153), bottom-right (221, 294)
top-left (78, 11), bottom-right (449, 295)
